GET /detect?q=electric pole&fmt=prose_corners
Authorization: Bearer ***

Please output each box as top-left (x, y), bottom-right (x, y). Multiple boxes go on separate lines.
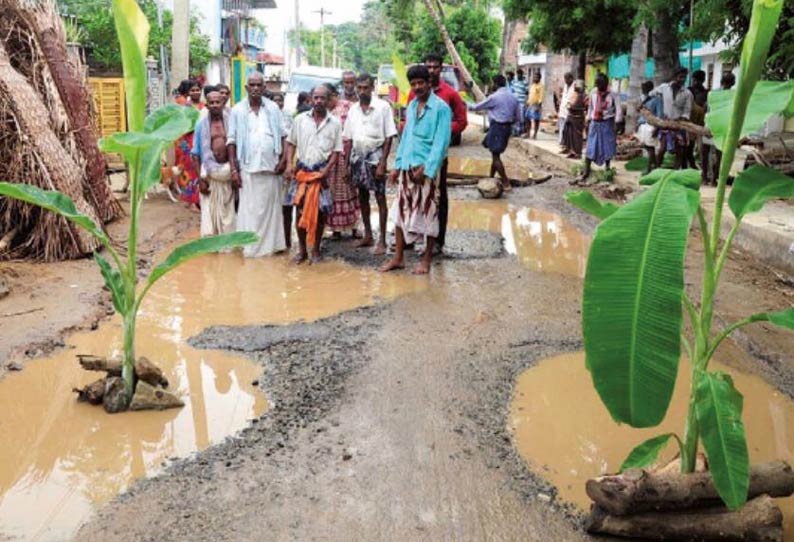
top-left (294, 0), bottom-right (301, 67)
top-left (313, 7), bottom-right (332, 67)
top-left (171, 0), bottom-right (190, 86)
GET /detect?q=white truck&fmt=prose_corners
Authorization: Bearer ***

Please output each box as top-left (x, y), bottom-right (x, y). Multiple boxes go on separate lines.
top-left (284, 66), bottom-right (344, 114)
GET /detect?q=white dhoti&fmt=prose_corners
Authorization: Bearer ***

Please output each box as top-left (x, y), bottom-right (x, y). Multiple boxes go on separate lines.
top-left (237, 170), bottom-right (286, 257)
top-left (200, 163), bottom-right (236, 238)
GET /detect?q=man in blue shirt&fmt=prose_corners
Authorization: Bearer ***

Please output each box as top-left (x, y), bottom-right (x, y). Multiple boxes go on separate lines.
top-left (380, 65), bottom-right (451, 275)
top-left (469, 74), bottom-right (521, 191)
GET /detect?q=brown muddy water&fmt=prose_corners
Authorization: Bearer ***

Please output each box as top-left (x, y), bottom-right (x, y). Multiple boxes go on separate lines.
top-left (509, 352), bottom-right (794, 536)
top-left (0, 250), bottom-right (427, 541)
top-left (447, 200), bottom-right (590, 278)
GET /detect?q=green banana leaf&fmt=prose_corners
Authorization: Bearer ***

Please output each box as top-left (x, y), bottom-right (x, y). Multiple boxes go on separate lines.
top-left (746, 307), bottom-right (794, 328)
top-left (391, 52), bottom-right (410, 106)
top-left (695, 371), bottom-right (749, 510)
top-left (640, 169), bottom-right (702, 191)
top-left (707, 81), bottom-right (794, 151)
top-left (0, 182), bottom-right (109, 245)
top-left (111, 0), bottom-right (149, 133)
top-left (95, 253), bottom-right (127, 314)
top-left (583, 178), bottom-right (699, 427)
top-left (728, 165), bottom-right (794, 220)
top-left (564, 191), bottom-right (619, 220)
top-left (620, 433), bottom-right (675, 472)
top-left (145, 232), bottom-right (259, 289)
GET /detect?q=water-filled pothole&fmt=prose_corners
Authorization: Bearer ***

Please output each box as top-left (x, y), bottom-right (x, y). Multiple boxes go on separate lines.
top-left (447, 201), bottom-right (590, 277)
top-left (509, 352), bottom-right (794, 536)
top-left (0, 250), bottom-right (427, 540)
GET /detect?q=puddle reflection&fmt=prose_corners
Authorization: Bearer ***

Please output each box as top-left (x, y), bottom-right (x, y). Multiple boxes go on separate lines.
top-left (447, 201), bottom-right (590, 278)
top-left (0, 250), bottom-right (427, 541)
top-left (509, 352), bottom-right (794, 537)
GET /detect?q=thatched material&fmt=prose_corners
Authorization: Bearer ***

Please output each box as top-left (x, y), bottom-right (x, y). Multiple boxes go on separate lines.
top-left (0, 0), bottom-right (120, 261)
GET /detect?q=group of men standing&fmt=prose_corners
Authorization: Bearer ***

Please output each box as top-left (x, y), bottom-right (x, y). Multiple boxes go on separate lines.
top-left (191, 54), bottom-right (460, 275)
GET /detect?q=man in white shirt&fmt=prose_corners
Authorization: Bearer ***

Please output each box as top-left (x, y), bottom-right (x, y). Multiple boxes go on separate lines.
top-left (558, 72), bottom-right (574, 151)
top-left (284, 85), bottom-right (343, 264)
top-left (343, 73), bottom-right (397, 255)
top-left (227, 72), bottom-right (287, 258)
top-left (651, 67), bottom-right (694, 169)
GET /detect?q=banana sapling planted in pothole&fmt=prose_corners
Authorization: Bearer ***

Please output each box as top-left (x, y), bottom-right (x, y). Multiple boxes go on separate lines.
top-left (0, 0), bottom-right (256, 412)
top-left (566, 0), bottom-right (794, 538)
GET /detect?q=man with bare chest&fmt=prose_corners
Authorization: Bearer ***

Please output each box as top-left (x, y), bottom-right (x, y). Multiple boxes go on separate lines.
top-left (192, 91), bottom-right (236, 237)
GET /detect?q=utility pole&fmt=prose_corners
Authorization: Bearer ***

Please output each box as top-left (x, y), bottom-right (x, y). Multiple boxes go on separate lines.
top-left (294, 0), bottom-right (301, 67)
top-left (171, 0), bottom-right (190, 86)
top-left (313, 7), bottom-right (332, 67)
top-left (332, 36), bottom-right (337, 69)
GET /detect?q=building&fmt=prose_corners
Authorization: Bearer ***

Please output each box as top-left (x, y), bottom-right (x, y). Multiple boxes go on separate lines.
top-left (192, 0), bottom-right (277, 85)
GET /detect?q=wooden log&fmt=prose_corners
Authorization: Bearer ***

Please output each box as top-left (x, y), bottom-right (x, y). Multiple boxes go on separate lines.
top-left (639, 107), bottom-right (712, 138)
top-left (586, 494), bottom-right (783, 542)
top-left (78, 355), bottom-right (170, 387)
top-left (586, 461), bottom-right (794, 516)
top-left (78, 354), bottom-right (121, 375)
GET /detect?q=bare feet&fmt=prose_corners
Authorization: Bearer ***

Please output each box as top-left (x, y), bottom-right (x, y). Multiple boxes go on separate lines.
top-left (502, 182), bottom-right (513, 192)
top-left (309, 253), bottom-right (322, 264)
top-left (292, 253), bottom-right (307, 265)
top-left (373, 243), bottom-right (387, 256)
top-left (379, 258), bottom-right (405, 272)
top-left (354, 237), bottom-right (374, 248)
top-left (412, 260), bottom-right (431, 275)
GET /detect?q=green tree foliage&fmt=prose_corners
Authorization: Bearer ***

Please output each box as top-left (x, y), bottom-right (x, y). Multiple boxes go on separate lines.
top-left (502, 0), bottom-right (636, 57)
top-left (58, 0), bottom-right (211, 75)
top-left (691, 0), bottom-right (794, 79)
top-left (408, 5), bottom-right (501, 83)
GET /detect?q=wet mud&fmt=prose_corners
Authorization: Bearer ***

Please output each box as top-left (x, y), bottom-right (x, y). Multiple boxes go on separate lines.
top-left (509, 352), bottom-right (794, 536)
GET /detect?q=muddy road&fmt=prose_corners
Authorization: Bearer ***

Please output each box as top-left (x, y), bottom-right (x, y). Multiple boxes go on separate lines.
top-left (3, 131), bottom-right (794, 541)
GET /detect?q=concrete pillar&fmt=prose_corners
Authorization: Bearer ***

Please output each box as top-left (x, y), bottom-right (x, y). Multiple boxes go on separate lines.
top-left (171, 0), bottom-right (190, 85)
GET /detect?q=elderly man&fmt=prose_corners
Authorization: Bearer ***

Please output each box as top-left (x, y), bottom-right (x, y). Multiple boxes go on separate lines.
top-left (191, 91), bottom-right (235, 238)
top-left (468, 74), bottom-right (521, 192)
top-left (558, 72), bottom-right (575, 152)
top-left (381, 65), bottom-right (451, 275)
top-left (284, 85), bottom-right (343, 264)
top-left (226, 72), bottom-right (286, 257)
top-left (341, 70), bottom-right (359, 103)
top-left (343, 72), bottom-right (397, 255)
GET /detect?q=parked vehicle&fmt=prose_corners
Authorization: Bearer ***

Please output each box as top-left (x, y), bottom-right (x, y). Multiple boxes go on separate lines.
top-left (284, 66), bottom-right (344, 113)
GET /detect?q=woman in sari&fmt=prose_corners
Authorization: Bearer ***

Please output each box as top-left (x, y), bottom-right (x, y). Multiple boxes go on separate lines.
top-left (175, 79), bottom-right (204, 206)
top-left (323, 82), bottom-right (360, 237)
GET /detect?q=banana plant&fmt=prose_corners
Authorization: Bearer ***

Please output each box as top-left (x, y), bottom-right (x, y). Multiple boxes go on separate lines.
top-left (0, 0), bottom-right (256, 406)
top-left (566, 0), bottom-right (794, 510)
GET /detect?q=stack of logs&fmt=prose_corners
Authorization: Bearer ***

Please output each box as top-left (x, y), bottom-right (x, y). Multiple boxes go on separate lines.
top-left (73, 355), bottom-right (184, 414)
top-left (586, 461), bottom-right (794, 541)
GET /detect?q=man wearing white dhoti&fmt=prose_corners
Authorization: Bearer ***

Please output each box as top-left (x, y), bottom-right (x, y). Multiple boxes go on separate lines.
top-left (227, 73), bottom-right (287, 257)
top-left (192, 91), bottom-right (235, 239)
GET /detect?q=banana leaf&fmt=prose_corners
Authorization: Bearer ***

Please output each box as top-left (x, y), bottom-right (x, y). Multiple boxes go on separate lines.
top-left (695, 372), bottom-right (749, 510)
top-left (111, 0), bottom-right (149, 133)
top-left (564, 191), bottom-right (619, 220)
top-left (620, 433), bottom-right (675, 472)
top-left (728, 165), bottom-right (794, 220)
top-left (583, 178), bottom-right (699, 427)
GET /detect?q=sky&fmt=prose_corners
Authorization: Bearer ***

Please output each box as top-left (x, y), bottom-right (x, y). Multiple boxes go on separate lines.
top-left (256, 0), bottom-right (366, 54)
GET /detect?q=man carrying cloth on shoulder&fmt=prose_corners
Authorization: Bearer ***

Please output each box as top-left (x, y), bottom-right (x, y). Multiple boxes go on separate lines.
top-left (284, 85), bottom-right (342, 264)
top-left (192, 90), bottom-right (235, 238)
top-left (380, 65), bottom-right (451, 276)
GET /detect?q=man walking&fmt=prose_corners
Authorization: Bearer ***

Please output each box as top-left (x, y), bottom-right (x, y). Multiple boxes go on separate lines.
top-left (468, 74), bottom-right (521, 192)
top-left (405, 52), bottom-right (467, 252)
top-left (284, 85), bottom-right (343, 264)
top-left (380, 65), bottom-right (451, 275)
top-left (192, 91), bottom-right (235, 238)
top-left (511, 69), bottom-right (529, 136)
top-left (526, 71), bottom-right (543, 139)
top-left (652, 67), bottom-right (694, 170)
top-left (227, 73), bottom-right (286, 257)
top-left (344, 73), bottom-right (397, 255)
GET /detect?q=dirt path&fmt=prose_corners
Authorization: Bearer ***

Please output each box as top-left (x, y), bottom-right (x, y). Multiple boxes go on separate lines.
top-left (5, 130), bottom-right (794, 541)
